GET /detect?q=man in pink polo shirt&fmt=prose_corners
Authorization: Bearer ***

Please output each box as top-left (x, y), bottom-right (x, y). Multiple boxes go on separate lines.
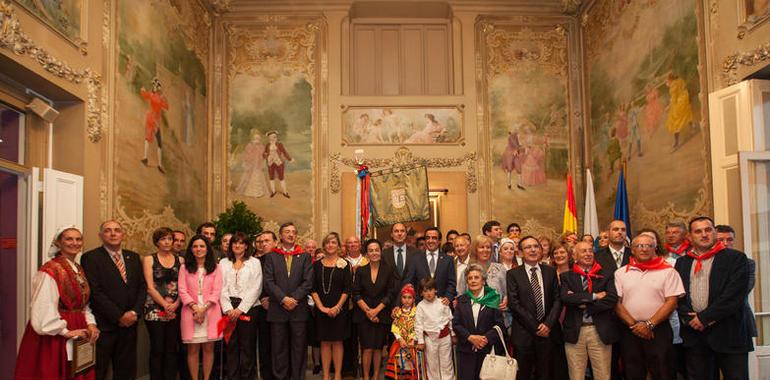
top-left (614, 234), bottom-right (684, 380)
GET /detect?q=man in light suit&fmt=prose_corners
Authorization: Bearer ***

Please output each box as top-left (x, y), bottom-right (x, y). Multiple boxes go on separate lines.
top-left (507, 236), bottom-right (563, 380)
top-left (382, 222), bottom-right (419, 284)
top-left (81, 220), bottom-right (146, 380)
top-left (403, 227), bottom-right (456, 304)
top-left (262, 222), bottom-right (313, 380)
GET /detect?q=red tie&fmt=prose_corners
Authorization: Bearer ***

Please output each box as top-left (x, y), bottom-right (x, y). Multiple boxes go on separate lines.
top-left (112, 253), bottom-right (127, 283)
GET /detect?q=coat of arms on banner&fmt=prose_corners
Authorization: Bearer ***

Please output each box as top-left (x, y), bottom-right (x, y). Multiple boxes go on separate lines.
top-left (370, 165), bottom-right (430, 227)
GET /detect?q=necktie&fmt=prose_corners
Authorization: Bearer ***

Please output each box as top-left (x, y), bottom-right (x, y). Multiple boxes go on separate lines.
top-left (530, 267), bottom-right (544, 320)
top-left (396, 247), bottom-right (404, 275)
top-left (582, 276), bottom-right (588, 292)
top-left (286, 255), bottom-right (293, 277)
top-left (112, 253), bottom-right (127, 283)
top-left (429, 253), bottom-right (436, 277)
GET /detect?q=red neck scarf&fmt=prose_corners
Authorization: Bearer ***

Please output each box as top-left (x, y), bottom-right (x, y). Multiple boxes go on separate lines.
top-left (572, 262), bottom-right (603, 292)
top-left (686, 241), bottom-right (725, 274)
top-left (665, 240), bottom-right (690, 256)
top-left (272, 244), bottom-right (304, 256)
top-left (626, 256), bottom-right (671, 272)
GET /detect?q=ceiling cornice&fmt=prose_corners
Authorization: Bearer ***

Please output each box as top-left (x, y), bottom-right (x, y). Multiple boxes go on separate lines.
top-left (219, 0), bottom-right (568, 15)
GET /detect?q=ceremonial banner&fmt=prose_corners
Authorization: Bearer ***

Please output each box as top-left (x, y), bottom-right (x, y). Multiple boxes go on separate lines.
top-left (370, 166), bottom-right (430, 227)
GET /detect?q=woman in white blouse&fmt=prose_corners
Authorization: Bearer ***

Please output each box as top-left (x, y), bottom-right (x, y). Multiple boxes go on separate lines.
top-left (219, 232), bottom-right (263, 380)
top-left (14, 226), bottom-right (99, 380)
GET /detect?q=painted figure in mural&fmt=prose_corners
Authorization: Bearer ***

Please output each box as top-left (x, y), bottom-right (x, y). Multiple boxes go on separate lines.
top-left (627, 103), bottom-right (643, 158)
top-left (364, 119), bottom-right (384, 143)
top-left (405, 114), bottom-right (446, 144)
top-left (644, 85), bottom-right (663, 135)
top-left (606, 126), bottom-right (622, 179)
top-left (664, 73), bottom-right (694, 152)
top-left (183, 89), bottom-right (195, 145)
top-left (381, 108), bottom-right (403, 143)
top-left (520, 127), bottom-right (548, 187)
top-left (352, 113), bottom-right (371, 143)
top-left (501, 126), bottom-right (525, 191)
top-left (614, 103), bottom-right (629, 157)
top-left (236, 129), bottom-right (268, 198)
top-left (263, 130), bottom-right (294, 198)
top-left (140, 78), bottom-right (169, 174)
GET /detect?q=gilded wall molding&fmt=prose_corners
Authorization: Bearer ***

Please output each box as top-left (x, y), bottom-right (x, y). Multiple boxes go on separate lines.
top-left (480, 21), bottom-right (568, 79)
top-left (721, 42), bottom-right (770, 85)
top-left (114, 195), bottom-right (195, 254)
top-left (0, 0), bottom-right (105, 142)
top-left (329, 147), bottom-right (478, 194)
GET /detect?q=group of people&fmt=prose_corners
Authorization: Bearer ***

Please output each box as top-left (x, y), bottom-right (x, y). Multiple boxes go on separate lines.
top-left (13, 215), bottom-right (755, 380)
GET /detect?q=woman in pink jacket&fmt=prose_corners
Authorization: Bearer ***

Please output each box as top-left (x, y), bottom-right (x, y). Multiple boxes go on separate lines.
top-left (178, 235), bottom-right (223, 380)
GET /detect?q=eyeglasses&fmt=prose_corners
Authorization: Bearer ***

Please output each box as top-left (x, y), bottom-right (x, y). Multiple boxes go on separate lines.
top-left (632, 243), bottom-right (656, 249)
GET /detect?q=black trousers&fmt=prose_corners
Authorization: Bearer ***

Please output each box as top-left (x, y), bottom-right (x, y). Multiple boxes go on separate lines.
top-left (271, 320), bottom-right (308, 380)
top-left (456, 350), bottom-right (486, 380)
top-left (145, 320), bottom-right (180, 380)
top-left (684, 343), bottom-right (748, 380)
top-left (672, 343), bottom-right (687, 379)
top-left (225, 307), bottom-right (259, 380)
top-left (342, 316), bottom-right (359, 375)
top-left (621, 323), bottom-right (673, 380)
top-left (95, 325), bottom-right (138, 380)
top-left (257, 305), bottom-right (273, 380)
top-left (514, 335), bottom-right (556, 380)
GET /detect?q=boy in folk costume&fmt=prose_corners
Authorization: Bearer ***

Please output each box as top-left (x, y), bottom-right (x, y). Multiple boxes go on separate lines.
top-left (415, 278), bottom-right (455, 380)
top-left (386, 284), bottom-right (424, 379)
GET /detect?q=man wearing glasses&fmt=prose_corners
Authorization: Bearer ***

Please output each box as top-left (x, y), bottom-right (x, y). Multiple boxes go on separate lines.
top-left (613, 234), bottom-right (684, 379)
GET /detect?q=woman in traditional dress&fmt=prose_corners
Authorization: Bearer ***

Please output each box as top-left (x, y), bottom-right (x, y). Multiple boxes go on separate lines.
top-left (311, 232), bottom-right (353, 380)
top-left (235, 131), bottom-right (268, 198)
top-left (14, 226), bottom-right (100, 380)
top-left (452, 264), bottom-right (506, 380)
top-left (178, 235), bottom-right (222, 380)
top-left (664, 73), bottom-right (694, 151)
top-left (143, 227), bottom-right (183, 380)
top-left (644, 85), bottom-right (663, 135)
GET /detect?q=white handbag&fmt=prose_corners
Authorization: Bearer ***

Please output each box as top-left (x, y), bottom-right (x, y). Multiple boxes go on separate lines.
top-left (479, 325), bottom-right (517, 380)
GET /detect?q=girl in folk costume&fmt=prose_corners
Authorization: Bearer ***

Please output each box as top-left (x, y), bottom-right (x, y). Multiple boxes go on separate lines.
top-left (386, 284), bottom-right (425, 380)
top-left (14, 226), bottom-right (100, 380)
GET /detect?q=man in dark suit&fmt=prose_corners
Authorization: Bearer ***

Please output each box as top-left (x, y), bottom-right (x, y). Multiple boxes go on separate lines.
top-left (382, 222), bottom-right (419, 283)
top-left (81, 220), bottom-right (146, 380)
top-left (507, 236), bottom-right (562, 380)
top-left (254, 231), bottom-right (279, 380)
top-left (262, 222), bottom-right (313, 380)
top-left (716, 224), bottom-right (758, 339)
top-left (595, 220), bottom-right (632, 273)
top-left (403, 227), bottom-right (456, 303)
top-left (560, 241), bottom-right (620, 380)
top-left (676, 217), bottom-right (753, 380)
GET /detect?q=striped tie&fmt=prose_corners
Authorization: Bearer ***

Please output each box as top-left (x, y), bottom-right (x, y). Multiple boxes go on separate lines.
top-left (530, 267), bottom-right (544, 321)
top-left (112, 253), bottom-right (127, 283)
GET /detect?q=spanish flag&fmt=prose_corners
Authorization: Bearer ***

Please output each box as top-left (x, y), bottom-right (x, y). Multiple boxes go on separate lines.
top-left (563, 174), bottom-right (578, 234)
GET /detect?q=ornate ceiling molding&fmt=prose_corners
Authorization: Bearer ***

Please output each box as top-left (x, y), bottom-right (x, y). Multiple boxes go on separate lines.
top-left (226, 19), bottom-right (320, 81)
top-left (329, 147), bottom-right (478, 194)
top-left (479, 21), bottom-right (568, 79)
top-left (0, 0), bottom-right (104, 142)
top-left (722, 42), bottom-right (770, 86)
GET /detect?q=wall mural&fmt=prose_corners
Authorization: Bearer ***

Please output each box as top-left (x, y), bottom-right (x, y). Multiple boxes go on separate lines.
top-left (113, 0), bottom-right (209, 252)
top-left (585, 0), bottom-right (710, 229)
top-left (225, 20), bottom-right (321, 236)
top-left (16, 0), bottom-right (81, 42)
top-left (478, 21), bottom-right (571, 235)
top-left (342, 106), bottom-right (463, 145)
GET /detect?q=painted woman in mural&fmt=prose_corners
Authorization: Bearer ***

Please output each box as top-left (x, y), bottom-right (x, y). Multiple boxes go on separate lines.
top-left (263, 130), bottom-right (294, 198)
top-left (501, 125), bottom-right (525, 190)
top-left (351, 113), bottom-right (371, 143)
top-left (643, 84), bottom-right (663, 135)
top-left (405, 114), bottom-right (446, 143)
top-left (140, 78), bottom-right (168, 174)
top-left (235, 129), bottom-right (268, 198)
top-left (520, 127), bottom-right (548, 187)
top-left (664, 72), bottom-right (694, 152)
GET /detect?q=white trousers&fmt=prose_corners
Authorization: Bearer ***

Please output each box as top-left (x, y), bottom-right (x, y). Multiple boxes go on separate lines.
top-left (423, 332), bottom-right (455, 380)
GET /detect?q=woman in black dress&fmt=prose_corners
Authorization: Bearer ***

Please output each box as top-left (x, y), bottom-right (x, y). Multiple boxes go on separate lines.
top-left (311, 232), bottom-right (352, 380)
top-left (353, 239), bottom-right (397, 380)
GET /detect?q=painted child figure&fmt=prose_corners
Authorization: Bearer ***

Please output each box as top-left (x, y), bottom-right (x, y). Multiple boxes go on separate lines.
top-left (415, 278), bottom-right (456, 380)
top-left (386, 284), bottom-right (421, 379)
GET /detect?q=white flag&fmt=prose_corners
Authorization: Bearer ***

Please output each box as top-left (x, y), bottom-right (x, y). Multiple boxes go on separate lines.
top-left (584, 169), bottom-right (600, 237)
